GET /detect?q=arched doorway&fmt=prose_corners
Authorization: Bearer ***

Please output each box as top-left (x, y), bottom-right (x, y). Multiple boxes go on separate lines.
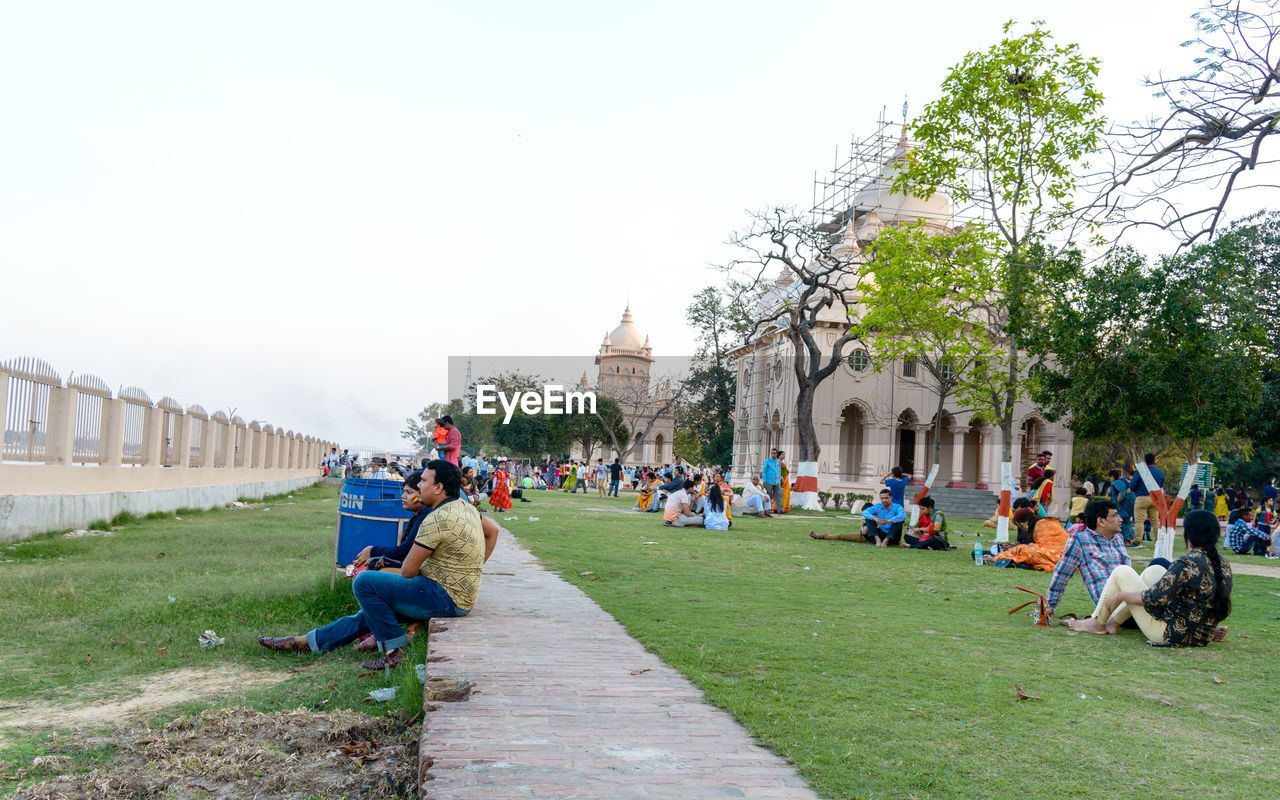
top-left (1019, 417), bottom-right (1046, 480)
top-left (840, 404), bottom-right (864, 481)
top-left (653, 433), bottom-right (665, 464)
top-left (897, 409), bottom-right (919, 478)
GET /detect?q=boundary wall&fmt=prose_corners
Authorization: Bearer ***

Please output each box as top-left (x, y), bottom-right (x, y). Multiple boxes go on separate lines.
top-left (1, 357), bottom-right (337, 540)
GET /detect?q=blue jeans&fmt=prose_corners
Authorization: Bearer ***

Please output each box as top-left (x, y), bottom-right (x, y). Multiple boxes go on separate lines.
top-left (609, 479), bottom-right (620, 496)
top-left (307, 570), bottom-right (467, 653)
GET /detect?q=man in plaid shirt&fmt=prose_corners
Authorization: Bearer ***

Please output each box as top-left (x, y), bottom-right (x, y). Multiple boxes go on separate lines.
top-left (1225, 509), bottom-right (1269, 555)
top-left (1037, 499), bottom-right (1134, 623)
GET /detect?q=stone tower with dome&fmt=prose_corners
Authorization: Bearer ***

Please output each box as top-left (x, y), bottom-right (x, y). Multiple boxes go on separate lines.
top-left (571, 305), bottom-right (675, 465)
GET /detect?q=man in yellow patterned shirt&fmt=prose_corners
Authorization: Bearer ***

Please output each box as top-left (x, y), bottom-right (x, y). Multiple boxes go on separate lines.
top-left (259, 460), bottom-right (496, 670)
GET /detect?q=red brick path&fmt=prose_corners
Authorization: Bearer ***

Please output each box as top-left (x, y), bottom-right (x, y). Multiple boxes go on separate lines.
top-left (419, 528), bottom-right (821, 799)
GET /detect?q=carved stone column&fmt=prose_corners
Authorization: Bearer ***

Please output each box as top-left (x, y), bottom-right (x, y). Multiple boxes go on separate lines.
top-left (946, 425), bottom-right (969, 488)
top-left (911, 424), bottom-right (930, 485)
top-left (976, 426), bottom-right (996, 490)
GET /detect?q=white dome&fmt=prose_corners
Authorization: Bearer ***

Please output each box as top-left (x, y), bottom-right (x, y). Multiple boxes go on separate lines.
top-left (852, 137), bottom-right (951, 225)
top-left (608, 305), bottom-right (646, 350)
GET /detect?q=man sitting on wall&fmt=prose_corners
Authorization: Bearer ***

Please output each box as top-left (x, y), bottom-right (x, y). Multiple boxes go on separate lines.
top-left (740, 475), bottom-right (772, 517)
top-left (258, 460), bottom-right (498, 670)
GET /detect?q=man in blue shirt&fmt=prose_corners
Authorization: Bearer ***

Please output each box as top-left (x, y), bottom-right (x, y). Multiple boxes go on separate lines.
top-left (862, 488), bottom-right (906, 546)
top-left (762, 451), bottom-right (783, 513)
top-left (1131, 453), bottom-right (1164, 547)
top-left (1108, 467), bottom-right (1137, 546)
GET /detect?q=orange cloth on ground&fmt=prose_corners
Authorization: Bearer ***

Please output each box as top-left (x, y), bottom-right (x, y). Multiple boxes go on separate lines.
top-left (996, 517), bottom-right (1070, 572)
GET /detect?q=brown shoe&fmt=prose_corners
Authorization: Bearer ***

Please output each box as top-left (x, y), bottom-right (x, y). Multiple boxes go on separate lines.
top-left (360, 648), bottom-right (404, 671)
top-left (258, 635), bottom-right (307, 652)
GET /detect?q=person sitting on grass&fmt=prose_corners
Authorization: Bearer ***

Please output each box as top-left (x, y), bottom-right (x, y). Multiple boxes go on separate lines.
top-left (1225, 508), bottom-right (1270, 556)
top-left (1068, 487), bottom-right (1089, 522)
top-left (702, 485), bottom-right (732, 531)
top-left (663, 478), bottom-right (704, 528)
top-left (1065, 512), bottom-right (1087, 535)
top-left (901, 496), bottom-right (949, 550)
top-left (740, 475), bottom-right (772, 517)
top-left (635, 470), bottom-right (661, 512)
top-left (991, 508), bottom-right (1070, 571)
top-left (1035, 499), bottom-right (1162, 624)
top-left (258, 460), bottom-right (498, 670)
top-left (862, 488), bottom-right (906, 547)
top-left (1067, 509), bottom-right (1231, 646)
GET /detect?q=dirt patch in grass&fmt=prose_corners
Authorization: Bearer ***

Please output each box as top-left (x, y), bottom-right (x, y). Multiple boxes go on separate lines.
top-left (11, 706), bottom-right (417, 799)
top-left (0, 667), bottom-right (287, 739)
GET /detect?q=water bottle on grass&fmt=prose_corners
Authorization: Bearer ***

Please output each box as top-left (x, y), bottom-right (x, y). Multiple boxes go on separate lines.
top-left (973, 539), bottom-right (984, 566)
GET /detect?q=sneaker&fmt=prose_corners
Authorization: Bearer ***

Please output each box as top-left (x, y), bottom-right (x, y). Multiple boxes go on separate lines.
top-left (1266, 553), bottom-right (1279, 559)
top-left (663, 521), bottom-right (674, 527)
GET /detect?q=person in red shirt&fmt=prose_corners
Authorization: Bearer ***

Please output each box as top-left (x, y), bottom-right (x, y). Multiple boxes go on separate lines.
top-left (1026, 451), bottom-right (1051, 489)
top-left (437, 416), bottom-right (461, 466)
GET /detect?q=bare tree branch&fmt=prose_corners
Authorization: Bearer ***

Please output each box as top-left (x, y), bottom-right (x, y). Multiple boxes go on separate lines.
top-left (1084, 0), bottom-right (1280, 246)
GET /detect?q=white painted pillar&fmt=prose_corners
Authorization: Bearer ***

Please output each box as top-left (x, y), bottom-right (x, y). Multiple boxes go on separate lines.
top-left (946, 426), bottom-right (968, 488)
top-left (977, 426), bottom-right (996, 490)
top-left (912, 424), bottom-right (929, 483)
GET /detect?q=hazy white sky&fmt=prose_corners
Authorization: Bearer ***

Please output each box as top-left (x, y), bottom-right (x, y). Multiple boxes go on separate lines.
top-left (1, 0), bottom-right (1210, 448)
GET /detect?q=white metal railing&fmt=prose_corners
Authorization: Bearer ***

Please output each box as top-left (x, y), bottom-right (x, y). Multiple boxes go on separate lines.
top-left (0, 357), bottom-right (334, 474)
top-left (2, 357), bottom-right (60, 462)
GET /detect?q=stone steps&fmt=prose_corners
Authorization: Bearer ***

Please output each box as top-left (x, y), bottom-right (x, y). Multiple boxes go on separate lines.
top-left (919, 486), bottom-right (1001, 519)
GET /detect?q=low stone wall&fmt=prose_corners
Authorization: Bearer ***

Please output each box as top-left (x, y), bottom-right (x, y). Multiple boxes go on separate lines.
top-left (0, 472), bottom-right (321, 541)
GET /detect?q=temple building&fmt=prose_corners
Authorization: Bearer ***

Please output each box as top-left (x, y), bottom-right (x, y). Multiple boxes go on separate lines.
top-left (729, 136), bottom-right (1073, 515)
top-left (570, 306), bottom-right (676, 465)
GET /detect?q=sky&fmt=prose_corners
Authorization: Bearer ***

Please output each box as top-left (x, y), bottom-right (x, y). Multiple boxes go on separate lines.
top-left (0, 0), bottom-right (1216, 449)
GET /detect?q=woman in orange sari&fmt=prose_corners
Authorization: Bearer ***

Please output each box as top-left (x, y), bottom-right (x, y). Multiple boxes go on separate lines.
top-left (490, 460), bottom-right (512, 511)
top-left (992, 508), bottom-right (1069, 571)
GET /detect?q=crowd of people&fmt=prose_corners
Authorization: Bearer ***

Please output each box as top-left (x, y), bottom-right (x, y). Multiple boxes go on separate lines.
top-left (301, 412), bottom-right (1244, 656)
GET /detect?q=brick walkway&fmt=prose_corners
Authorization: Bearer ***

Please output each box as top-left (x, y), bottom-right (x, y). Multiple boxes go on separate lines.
top-left (418, 528), bottom-right (821, 799)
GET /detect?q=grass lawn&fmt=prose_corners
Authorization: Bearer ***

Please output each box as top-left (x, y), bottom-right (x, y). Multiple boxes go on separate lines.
top-left (0, 483), bottom-right (425, 795)
top-left (502, 489), bottom-right (1279, 800)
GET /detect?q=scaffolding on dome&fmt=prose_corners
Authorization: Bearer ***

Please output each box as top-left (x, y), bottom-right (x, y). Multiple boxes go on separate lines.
top-left (809, 111), bottom-right (986, 234)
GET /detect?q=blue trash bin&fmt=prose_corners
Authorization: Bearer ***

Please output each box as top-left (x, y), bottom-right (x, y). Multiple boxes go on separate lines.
top-left (334, 477), bottom-right (414, 566)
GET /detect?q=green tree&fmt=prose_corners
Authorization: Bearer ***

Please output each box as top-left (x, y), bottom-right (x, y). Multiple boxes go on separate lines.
top-left (1030, 231), bottom-right (1270, 465)
top-left (492, 411), bottom-right (559, 461)
top-left (854, 222), bottom-right (1006, 475)
top-left (555, 395), bottom-right (629, 462)
top-left (679, 283), bottom-right (757, 469)
top-left (896, 21), bottom-right (1105, 468)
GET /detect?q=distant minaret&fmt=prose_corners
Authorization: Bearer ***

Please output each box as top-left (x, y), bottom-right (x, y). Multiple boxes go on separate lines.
top-left (463, 356), bottom-right (473, 411)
